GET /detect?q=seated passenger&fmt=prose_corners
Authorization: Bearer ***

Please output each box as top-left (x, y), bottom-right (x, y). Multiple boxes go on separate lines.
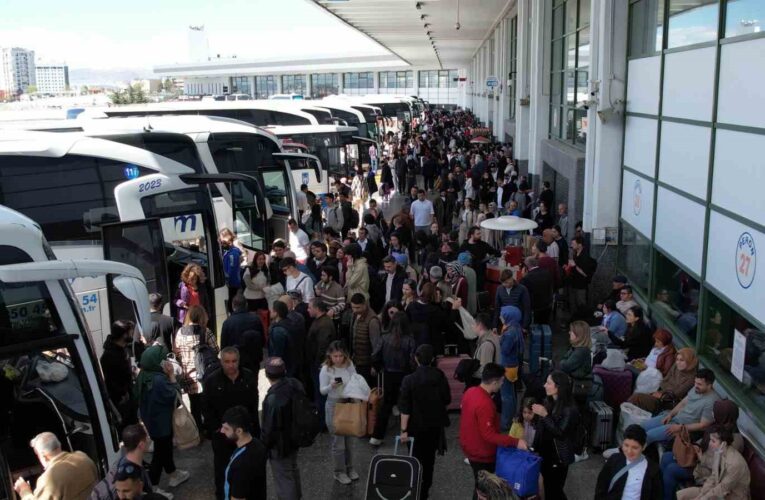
top-left (640, 368), bottom-right (719, 446)
top-left (652, 288), bottom-right (681, 320)
top-left (661, 400), bottom-right (742, 500)
top-left (628, 347), bottom-right (698, 414)
top-left (676, 426), bottom-right (750, 500)
top-left (609, 306), bottom-right (653, 361)
top-left (616, 286), bottom-right (639, 316)
top-left (630, 329), bottom-right (676, 376)
top-left (600, 300), bottom-right (627, 339)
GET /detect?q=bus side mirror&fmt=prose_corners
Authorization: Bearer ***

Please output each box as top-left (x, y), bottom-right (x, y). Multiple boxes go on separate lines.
top-left (310, 159), bottom-right (322, 183)
top-left (112, 276), bottom-right (151, 338)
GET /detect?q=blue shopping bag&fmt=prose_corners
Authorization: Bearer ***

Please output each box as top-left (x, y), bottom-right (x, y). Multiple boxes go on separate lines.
top-left (495, 446), bottom-right (542, 497)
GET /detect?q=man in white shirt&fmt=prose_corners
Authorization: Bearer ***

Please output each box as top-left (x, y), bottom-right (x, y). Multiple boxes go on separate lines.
top-left (595, 424), bottom-right (661, 499)
top-left (280, 256), bottom-right (315, 303)
top-left (410, 189), bottom-right (435, 234)
top-left (295, 187), bottom-right (309, 220)
top-left (542, 229), bottom-right (559, 259)
top-left (287, 219), bottom-right (310, 263)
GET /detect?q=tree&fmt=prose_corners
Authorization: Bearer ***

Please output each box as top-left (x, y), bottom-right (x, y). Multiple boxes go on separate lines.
top-left (163, 78), bottom-right (174, 92)
top-left (109, 83), bottom-right (149, 105)
top-left (26, 84), bottom-right (37, 94)
top-left (81, 85), bottom-right (89, 95)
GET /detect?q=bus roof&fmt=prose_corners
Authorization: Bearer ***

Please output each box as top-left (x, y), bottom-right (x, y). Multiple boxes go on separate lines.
top-left (0, 130), bottom-right (194, 175)
top-left (263, 124), bottom-right (358, 135)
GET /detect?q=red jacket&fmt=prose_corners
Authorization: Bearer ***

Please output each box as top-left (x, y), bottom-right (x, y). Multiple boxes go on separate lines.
top-left (460, 386), bottom-right (518, 463)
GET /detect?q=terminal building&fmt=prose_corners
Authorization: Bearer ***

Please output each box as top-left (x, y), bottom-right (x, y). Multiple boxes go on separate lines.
top-left (154, 0), bottom-right (765, 455)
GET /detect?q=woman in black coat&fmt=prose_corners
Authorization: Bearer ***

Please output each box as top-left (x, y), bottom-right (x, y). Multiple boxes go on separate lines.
top-left (609, 306), bottom-right (654, 361)
top-left (595, 424), bottom-right (663, 499)
top-left (530, 371), bottom-right (579, 500)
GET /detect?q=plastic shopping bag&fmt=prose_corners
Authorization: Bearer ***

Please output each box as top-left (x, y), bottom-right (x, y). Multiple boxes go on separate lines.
top-left (616, 402), bottom-right (653, 444)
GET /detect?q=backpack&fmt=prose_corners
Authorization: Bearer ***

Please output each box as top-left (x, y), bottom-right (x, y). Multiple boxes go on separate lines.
top-left (290, 391), bottom-right (321, 448)
top-left (192, 326), bottom-right (220, 381)
top-left (349, 208), bottom-right (360, 228)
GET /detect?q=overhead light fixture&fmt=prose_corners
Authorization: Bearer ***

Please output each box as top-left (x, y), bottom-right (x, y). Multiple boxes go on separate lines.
top-left (416, 2), bottom-right (423, 9)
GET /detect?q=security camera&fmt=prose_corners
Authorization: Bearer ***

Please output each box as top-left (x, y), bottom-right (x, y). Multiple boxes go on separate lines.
top-left (455, 22), bottom-right (461, 30)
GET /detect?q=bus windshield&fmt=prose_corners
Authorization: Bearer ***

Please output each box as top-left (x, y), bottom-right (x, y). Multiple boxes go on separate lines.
top-left (105, 133), bottom-right (206, 173)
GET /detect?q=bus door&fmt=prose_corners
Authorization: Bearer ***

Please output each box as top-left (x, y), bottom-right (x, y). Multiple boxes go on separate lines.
top-left (352, 136), bottom-right (377, 171)
top-left (326, 145), bottom-right (348, 179)
top-left (101, 219), bottom-right (170, 332)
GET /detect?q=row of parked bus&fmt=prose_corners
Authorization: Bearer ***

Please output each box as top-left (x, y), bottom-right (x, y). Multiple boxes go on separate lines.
top-left (0, 94), bottom-right (426, 495)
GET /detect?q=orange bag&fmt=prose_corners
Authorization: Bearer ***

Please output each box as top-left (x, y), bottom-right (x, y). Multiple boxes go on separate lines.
top-left (367, 372), bottom-right (383, 436)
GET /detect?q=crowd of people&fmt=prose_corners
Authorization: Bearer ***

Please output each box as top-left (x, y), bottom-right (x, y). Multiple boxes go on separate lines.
top-left (13, 106), bottom-right (753, 500)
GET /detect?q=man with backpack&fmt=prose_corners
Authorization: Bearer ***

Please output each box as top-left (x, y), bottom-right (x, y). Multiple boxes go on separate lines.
top-left (467, 314), bottom-right (501, 389)
top-left (203, 347), bottom-right (260, 500)
top-left (262, 357), bottom-right (318, 500)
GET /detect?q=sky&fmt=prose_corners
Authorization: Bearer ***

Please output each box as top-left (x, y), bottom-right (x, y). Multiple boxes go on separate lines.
top-left (0, 0), bottom-right (389, 72)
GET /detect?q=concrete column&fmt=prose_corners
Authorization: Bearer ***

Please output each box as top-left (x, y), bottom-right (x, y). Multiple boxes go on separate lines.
top-left (582, 0), bottom-right (628, 232)
top-left (526, 0), bottom-right (550, 177)
top-left (514, 0), bottom-right (531, 163)
top-left (274, 75), bottom-right (281, 95)
top-left (337, 72), bottom-right (344, 95)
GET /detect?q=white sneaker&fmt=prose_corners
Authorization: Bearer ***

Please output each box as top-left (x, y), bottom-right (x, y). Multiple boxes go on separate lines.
top-left (369, 437), bottom-right (383, 446)
top-left (602, 447), bottom-right (619, 460)
top-left (334, 472), bottom-right (352, 485)
top-left (575, 450), bottom-right (590, 462)
top-left (153, 487), bottom-right (174, 499)
top-left (392, 406), bottom-right (400, 417)
top-left (464, 458), bottom-right (470, 465)
top-left (347, 469), bottom-right (360, 481)
top-left (167, 469), bottom-right (190, 488)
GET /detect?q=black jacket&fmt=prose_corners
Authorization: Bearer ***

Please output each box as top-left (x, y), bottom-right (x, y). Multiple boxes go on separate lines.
top-left (261, 377), bottom-right (304, 457)
top-left (285, 311), bottom-right (306, 378)
top-left (203, 367), bottom-right (260, 436)
top-left (220, 311), bottom-right (264, 373)
top-left (381, 267), bottom-right (407, 304)
top-left (306, 314), bottom-right (336, 366)
top-left (307, 256), bottom-right (338, 283)
top-left (520, 267), bottom-right (554, 312)
top-left (569, 250), bottom-right (597, 289)
top-left (397, 365), bottom-right (451, 433)
top-left (100, 337), bottom-right (132, 405)
top-left (149, 311), bottom-right (175, 348)
top-left (609, 321), bottom-right (654, 361)
top-left (536, 404), bottom-right (579, 465)
top-left (594, 453), bottom-right (663, 500)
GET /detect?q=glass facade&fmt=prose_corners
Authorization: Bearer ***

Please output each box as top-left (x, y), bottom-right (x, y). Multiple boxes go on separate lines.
top-left (378, 71), bottom-right (413, 89)
top-left (549, 0), bottom-right (590, 147)
top-left (310, 73), bottom-right (338, 98)
top-left (620, 0), bottom-right (765, 433)
top-left (343, 72), bottom-right (374, 89)
top-left (254, 75), bottom-right (277, 98)
top-left (508, 17), bottom-right (518, 119)
top-left (231, 76), bottom-right (251, 96)
top-left (418, 70), bottom-right (458, 88)
top-left (281, 74), bottom-right (306, 95)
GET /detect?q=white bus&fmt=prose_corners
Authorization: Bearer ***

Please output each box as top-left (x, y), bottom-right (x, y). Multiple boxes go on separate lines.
top-left (0, 204), bottom-right (152, 485)
top-left (0, 130), bottom-right (272, 344)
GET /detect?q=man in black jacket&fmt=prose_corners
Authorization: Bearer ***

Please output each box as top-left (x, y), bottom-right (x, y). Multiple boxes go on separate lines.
top-left (338, 191), bottom-right (354, 238)
top-left (493, 269), bottom-right (531, 330)
top-left (594, 424), bottom-right (662, 500)
top-left (394, 153), bottom-right (407, 195)
top-left (148, 293), bottom-right (175, 348)
top-left (220, 294), bottom-right (264, 376)
top-left (306, 299), bottom-right (336, 428)
top-left (100, 320), bottom-right (137, 431)
top-left (459, 226), bottom-right (501, 289)
top-left (398, 344), bottom-right (451, 500)
top-left (306, 241), bottom-right (337, 282)
top-left (567, 236), bottom-right (597, 319)
top-left (520, 256), bottom-right (554, 325)
top-left (380, 256), bottom-right (407, 304)
top-left (203, 347), bottom-right (260, 500)
top-left (261, 357), bottom-right (304, 500)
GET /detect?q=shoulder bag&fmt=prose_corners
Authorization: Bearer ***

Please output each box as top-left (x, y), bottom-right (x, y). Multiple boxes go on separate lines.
top-left (173, 395), bottom-right (200, 450)
top-left (672, 425), bottom-right (698, 467)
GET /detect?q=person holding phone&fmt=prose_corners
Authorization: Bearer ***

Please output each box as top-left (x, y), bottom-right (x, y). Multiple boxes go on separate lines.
top-left (319, 341), bottom-right (359, 485)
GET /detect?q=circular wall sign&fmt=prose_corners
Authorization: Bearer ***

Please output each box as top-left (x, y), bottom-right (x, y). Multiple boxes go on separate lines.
top-left (735, 232), bottom-right (756, 289)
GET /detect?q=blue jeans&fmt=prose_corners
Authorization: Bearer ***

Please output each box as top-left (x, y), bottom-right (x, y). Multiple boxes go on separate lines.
top-left (661, 451), bottom-right (693, 500)
top-left (641, 411), bottom-right (676, 445)
top-left (500, 378), bottom-right (516, 432)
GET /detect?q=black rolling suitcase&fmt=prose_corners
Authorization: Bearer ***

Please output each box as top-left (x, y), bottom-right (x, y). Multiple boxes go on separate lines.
top-left (366, 436), bottom-right (422, 500)
top-left (589, 400), bottom-right (614, 450)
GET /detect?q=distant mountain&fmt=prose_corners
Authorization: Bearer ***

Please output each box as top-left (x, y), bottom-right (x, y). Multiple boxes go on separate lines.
top-left (69, 67), bottom-right (154, 86)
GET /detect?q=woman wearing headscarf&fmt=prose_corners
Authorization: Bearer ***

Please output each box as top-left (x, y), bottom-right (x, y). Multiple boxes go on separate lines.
top-left (628, 347), bottom-right (699, 414)
top-left (499, 305), bottom-right (524, 431)
top-left (134, 345), bottom-right (189, 488)
top-left (663, 400), bottom-right (746, 500)
top-left (445, 261), bottom-right (468, 305)
top-left (641, 329), bottom-right (677, 376)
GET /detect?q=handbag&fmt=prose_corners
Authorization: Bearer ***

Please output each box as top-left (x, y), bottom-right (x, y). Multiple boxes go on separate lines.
top-left (495, 447), bottom-right (542, 497)
top-left (172, 396), bottom-right (200, 450)
top-left (367, 373), bottom-right (383, 436)
top-left (672, 425), bottom-right (698, 468)
top-left (332, 399), bottom-right (367, 437)
top-left (572, 376), bottom-right (593, 400)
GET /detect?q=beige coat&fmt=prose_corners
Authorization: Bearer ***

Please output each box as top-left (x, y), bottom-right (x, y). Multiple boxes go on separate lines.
top-left (20, 451), bottom-right (98, 500)
top-left (677, 445), bottom-right (751, 500)
top-left (345, 257), bottom-right (369, 301)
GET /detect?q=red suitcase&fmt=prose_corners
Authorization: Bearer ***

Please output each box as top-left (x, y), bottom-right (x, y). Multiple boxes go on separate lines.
top-left (504, 245), bottom-right (524, 266)
top-left (437, 347), bottom-right (469, 411)
top-left (593, 365), bottom-right (634, 410)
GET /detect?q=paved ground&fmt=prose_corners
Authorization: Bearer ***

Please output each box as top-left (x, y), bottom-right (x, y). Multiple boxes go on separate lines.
top-left (156, 191), bottom-right (606, 499)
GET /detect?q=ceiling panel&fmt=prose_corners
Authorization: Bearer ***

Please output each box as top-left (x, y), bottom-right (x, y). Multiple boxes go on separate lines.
top-left (310, 0), bottom-right (513, 68)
